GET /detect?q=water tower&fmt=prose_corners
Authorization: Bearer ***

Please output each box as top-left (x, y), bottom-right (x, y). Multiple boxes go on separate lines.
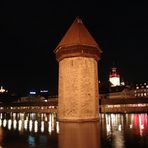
top-left (54, 17), bottom-right (102, 122)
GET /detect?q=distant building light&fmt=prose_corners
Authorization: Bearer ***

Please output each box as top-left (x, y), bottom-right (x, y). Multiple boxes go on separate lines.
top-left (0, 86), bottom-right (8, 93)
top-left (136, 86), bottom-right (139, 89)
top-left (110, 77), bottom-right (120, 87)
top-left (121, 81), bottom-right (125, 86)
top-left (29, 91), bottom-right (36, 95)
top-left (40, 90), bottom-right (48, 93)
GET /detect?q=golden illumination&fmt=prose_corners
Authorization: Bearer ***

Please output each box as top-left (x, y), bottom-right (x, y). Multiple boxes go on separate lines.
top-left (34, 120), bottom-right (38, 133)
top-left (41, 121), bottom-right (44, 132)
top-left (0, 86), bottom-right (8, 93)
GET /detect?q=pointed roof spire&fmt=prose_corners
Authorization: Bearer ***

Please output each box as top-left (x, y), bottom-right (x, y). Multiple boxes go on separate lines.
top-left (75, 16), bottom-right (82, 23)
top-left (55, 17), bottom-right (102, 53)
top-left (54, 17), bottom-right (102, 61)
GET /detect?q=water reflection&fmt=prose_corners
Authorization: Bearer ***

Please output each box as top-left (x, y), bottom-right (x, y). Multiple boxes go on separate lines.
top-left (0, 112), bottom-right (148, 147)
top-left (101, 113), bottom-right (148, 148)
top-left (0, 112), bottom-right (58, 135)
top-left (59, 122), bottom-right (100, 148)
top-left (13, 119), bottom-right (17, 130)
top-left (34, 120), bottom-right (38, 133)
top-left (0, 128), bottom-right (4, 147)
top-left (28, 135), bottom-right (36, 147)
top-left (102, 113), bottom-right (148, 136)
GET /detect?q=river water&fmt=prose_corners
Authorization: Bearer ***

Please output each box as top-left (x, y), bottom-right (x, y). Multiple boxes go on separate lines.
top-left (0, 112), bottom-right (148, 148)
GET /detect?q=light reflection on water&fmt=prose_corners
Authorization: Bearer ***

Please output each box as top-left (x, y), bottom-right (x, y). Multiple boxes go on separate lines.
top-left (0, 112), bottom-right (58, 134)
top-left (101, 113), bottom-right (148, 148)
top-left (59, 122), bottom-right (100, 148)
top-left (0, 113), bottom-right (147, 147)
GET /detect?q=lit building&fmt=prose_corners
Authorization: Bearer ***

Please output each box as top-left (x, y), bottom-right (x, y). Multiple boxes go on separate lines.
top-left (0, 86), bottom-right (8, 93)
top-left (109, 67), bottom-right (120, 87)
top-left (99, 82), bottom-right (148, 113)
top-left (134, 83), bottom-right (148, 97)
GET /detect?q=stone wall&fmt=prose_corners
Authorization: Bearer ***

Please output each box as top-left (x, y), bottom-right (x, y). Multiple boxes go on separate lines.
top-left (58, 57), bottom-right (99, 121)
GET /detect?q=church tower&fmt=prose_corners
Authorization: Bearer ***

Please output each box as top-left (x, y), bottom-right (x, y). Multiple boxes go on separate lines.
top-left (109, 67), bottom-right (120, 87)
top-left (54, 17), bottom-right (102, 122)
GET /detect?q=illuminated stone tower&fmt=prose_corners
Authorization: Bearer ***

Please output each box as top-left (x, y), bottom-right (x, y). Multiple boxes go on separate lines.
top-left (54, 17), bottom-right (102, 122)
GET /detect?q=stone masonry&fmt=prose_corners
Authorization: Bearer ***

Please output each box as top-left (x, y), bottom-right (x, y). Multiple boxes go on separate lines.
top-left (54, 17), bottom-right (102, 121)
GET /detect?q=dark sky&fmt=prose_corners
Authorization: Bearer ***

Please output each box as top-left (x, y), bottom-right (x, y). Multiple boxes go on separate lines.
top-left (0, 1), bottom-right (148, 94)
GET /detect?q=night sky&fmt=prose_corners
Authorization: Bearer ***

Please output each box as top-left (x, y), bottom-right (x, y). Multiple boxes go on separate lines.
top-left (0, 1), bottom-right (148, 94)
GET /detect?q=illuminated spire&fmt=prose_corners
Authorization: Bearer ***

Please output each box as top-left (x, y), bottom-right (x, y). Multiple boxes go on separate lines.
top-left (109, 67), bottom-right (120, 87)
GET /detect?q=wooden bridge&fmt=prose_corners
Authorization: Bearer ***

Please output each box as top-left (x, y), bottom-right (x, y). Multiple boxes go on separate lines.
top-left (100, 97), bottom-right (148, 113)
top-left (0, 100), bottom-right (58, 113)
top-left (1, 97), bottom-right (148, 113)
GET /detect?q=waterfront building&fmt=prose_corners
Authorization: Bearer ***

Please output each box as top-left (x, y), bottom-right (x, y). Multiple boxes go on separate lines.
top-left (100, 82), bottom-right (148, 100)
top-left (100, 82), bottom-right (148, 113)
top-left (134, 83), bottom-right (148, 97)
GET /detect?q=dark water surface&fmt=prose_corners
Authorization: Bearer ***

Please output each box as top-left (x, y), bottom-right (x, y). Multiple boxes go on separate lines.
top-left (0, 113), bottom-right (148, 148)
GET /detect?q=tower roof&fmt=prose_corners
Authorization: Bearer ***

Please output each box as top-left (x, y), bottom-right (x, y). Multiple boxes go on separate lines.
top-left (55, 17), bottom-right (102, 53)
